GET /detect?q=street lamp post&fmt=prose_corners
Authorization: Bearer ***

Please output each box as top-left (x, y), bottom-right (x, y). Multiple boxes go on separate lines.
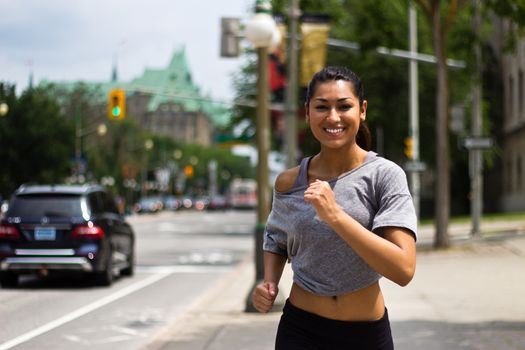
top-left (244, 0), bottom-right (278, 312)
top-left (284, 0), bottom-right (300, 168)
top-left (141, 139), bottom-right (154, 197)
top-left (75, 120), bottom-right (107, 182)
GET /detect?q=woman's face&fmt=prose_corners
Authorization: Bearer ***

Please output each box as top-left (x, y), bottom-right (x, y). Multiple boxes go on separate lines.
top-left (306, 80), bottom-right (367, 150)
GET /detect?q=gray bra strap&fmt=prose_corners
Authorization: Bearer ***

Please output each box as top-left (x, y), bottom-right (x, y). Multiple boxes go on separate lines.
top-left (292, 156), bottom-right (312, 189)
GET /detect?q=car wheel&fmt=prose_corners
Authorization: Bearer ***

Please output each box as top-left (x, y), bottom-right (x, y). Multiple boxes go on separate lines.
top-left (0, 272), bottom-right (19, 288)
top-left (94, 253), bottom-right (114, 286)
top-left (121, 249), bottom-right (135, 277)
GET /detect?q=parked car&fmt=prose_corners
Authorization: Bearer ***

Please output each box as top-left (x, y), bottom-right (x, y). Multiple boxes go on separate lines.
top-left (229, 178), bottom-right (257, 209)
top-left (134, 196), bottom-right (163, 214)
top-left (180, 195), bottom-right (194, 210)
top-left (0, 184), bottom-right (135, 287)
top-left (193, 196), bottom-right (210, 211)
top-left (207, 195), bottom-right (229, 211)
top-left (163, 195), bottom-right (181, 211)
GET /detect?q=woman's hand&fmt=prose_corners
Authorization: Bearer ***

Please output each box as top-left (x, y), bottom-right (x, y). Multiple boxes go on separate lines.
top-left (252, 281), bottom-right (279, 313)
top-left (304, 179), bottom-right (341, 223)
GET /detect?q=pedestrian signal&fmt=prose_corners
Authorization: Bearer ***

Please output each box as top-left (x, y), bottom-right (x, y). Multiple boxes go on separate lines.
top-left (404, 137), bottom-right (414, 160)
top-left (108, 88), bottom-right (126, 120)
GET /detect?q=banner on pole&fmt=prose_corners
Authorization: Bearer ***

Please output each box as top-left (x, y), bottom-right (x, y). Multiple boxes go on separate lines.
top-left (300, 14), bottom-right (331, 87)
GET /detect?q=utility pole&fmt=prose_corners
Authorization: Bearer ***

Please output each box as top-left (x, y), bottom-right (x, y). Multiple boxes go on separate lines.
top-left (75, 110), bottom-right (82, 180)
top-left (470, 0), bottom-right (483, 236)
top-left (408, 3), bottom-right (421, 218)
top-left (284, 0), bottom-right (299, 168)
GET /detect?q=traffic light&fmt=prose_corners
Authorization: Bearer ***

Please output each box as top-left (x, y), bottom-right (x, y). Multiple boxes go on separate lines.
top-left (184, 165), bottom-right (194, 178)
top-left (108, 88), bottom-right (126, 120)
top-left (404, 136), bottom-right (414, 159)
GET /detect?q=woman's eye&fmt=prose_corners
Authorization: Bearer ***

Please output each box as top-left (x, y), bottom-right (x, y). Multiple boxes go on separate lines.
top-left (339, 105), bottom-right (352, 111)
top-left (315, 105), bottom-right (328, 111)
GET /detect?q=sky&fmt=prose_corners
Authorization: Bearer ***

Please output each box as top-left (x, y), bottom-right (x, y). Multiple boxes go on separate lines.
top-left (0, 0), bottom-right (254, 101)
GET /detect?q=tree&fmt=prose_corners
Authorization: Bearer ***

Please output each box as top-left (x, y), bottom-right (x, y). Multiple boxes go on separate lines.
top-left (0, 84), bottom-right (74, 198)
top-left (232, 1), bottom-right (478, 226)
top-left (413, 0), bottom-right (470, 248)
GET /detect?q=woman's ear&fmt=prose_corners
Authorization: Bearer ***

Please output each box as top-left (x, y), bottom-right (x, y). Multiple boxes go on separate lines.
top-left (360, 100), bottom-right (368, 122)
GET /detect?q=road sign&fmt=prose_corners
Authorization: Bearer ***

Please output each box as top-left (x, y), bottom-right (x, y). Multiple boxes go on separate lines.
top-left (462, 137), bottom-right (493, 149)
top-left (404, 160), bottom-right (427, 172)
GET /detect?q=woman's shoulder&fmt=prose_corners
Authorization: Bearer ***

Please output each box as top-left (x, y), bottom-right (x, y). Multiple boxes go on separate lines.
top-left (274, 166), bottom-right (301, 193)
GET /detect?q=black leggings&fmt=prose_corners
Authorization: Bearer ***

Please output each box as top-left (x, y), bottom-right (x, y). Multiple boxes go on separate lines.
top-left (275, 299), bottom-right (394, 350)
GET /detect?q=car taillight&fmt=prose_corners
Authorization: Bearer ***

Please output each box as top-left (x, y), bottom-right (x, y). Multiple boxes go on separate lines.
top-left (0, 224), bottom-right (21, 239)
top-left (72, 222), bottom-right (104, 239)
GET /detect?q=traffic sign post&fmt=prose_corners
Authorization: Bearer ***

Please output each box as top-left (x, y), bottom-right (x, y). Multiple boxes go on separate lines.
top-left (404, 160), bottom-right (427, 173)
top-left (461, 137), bottom-right (493, 150)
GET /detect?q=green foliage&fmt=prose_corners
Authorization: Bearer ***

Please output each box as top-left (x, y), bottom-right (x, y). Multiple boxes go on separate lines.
top-left (485, 0), bottom-right (525, 49)
top-left (486, 0), bottom-right (525, 25)
top-left (172, 143), bottom-right (254, 194)
top-left (231, 0), bottom-right (494, 217)
top-left (0, 82), bottom-right (254, 201)
top-left (0, 83), bottom-right (74, 198)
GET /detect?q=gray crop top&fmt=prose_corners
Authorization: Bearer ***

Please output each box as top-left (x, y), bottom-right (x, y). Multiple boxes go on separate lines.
top-left (263, 151), bottom-right (417, 296)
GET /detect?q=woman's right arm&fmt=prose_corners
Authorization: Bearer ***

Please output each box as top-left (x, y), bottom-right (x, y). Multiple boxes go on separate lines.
top-left (251, 167), bottom-right (298, 313)
top-left (252, 251), bottom-right (287, 313)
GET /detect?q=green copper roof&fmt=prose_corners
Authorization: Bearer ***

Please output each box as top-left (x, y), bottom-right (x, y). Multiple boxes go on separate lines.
top-left (40, 48), bottom-right (231, 127)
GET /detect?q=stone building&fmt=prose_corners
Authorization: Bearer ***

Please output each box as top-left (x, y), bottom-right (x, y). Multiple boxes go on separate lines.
top-left (495, 20), bottom-right (525, 211)
top-left (44, 48), bottom-right (230, 147)
top-left (124, 49), bottom-right (230, 146)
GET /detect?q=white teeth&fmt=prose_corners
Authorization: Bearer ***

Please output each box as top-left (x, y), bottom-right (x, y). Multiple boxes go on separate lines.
top-left (325, 128), bottom-right (344, 134)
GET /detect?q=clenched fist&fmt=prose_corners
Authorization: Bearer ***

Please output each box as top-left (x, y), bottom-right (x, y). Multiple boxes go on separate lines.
top-left (252, 281), bottom-right (279, 313)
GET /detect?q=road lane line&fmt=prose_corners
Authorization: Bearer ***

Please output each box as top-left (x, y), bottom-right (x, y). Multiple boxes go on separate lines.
top-left (0, 272), bottom-right (171, 350)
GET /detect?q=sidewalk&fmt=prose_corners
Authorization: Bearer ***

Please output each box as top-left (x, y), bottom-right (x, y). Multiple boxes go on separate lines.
top-left (142, 220), bottom-right (525, 350)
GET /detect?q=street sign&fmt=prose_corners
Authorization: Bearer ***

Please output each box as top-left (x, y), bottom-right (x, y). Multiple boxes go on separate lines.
top-left (462, 137), bottom-right (493, 149)
top-left (404, 160), bottom-right (427, 173)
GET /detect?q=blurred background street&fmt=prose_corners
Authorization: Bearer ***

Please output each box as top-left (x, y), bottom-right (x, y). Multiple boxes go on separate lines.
top-left (2, 0), bottom-right (525, 349)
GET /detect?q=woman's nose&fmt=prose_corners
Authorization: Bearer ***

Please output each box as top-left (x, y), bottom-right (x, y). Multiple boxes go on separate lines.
top-left (326, 107), bottom-right (341, 121)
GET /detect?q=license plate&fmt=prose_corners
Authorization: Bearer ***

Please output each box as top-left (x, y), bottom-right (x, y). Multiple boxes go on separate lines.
top-left (35, 227), bottom-right (56, 240)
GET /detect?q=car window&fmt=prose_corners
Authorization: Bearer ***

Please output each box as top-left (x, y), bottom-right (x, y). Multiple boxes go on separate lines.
top-left (101, 191), bottom-right (119, 214)
top-left (88, 192), bottom-right (103, 215)
top-left (7, 194), bottom-right (83, 217)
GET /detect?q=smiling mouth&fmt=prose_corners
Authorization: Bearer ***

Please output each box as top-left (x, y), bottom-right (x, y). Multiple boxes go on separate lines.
top-left (324, 127), bottom-right (345, 134)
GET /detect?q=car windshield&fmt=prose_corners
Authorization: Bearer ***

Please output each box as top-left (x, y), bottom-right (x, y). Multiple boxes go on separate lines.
top-left (7, 194), bottom-right (84, 217)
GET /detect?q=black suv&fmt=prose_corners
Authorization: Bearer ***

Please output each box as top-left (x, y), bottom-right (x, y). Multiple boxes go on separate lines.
top-left (0, 184), bottom-right (135, 287)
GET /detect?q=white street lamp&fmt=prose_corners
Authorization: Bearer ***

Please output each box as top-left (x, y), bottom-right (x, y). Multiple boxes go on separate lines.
top-left (0, 102), bottom-right (8, 117)
top-left (245, 1), bottom-right (279, 48)
top-left (244, 0), bottom-right (278, 312)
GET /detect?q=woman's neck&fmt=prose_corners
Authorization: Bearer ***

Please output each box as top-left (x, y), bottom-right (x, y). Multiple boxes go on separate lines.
top-left (310, 146), bottom-right (368, 180)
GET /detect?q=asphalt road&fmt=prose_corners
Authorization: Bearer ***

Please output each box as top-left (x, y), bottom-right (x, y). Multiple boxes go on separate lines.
top-left (0, 209), bottom-right (256, 350)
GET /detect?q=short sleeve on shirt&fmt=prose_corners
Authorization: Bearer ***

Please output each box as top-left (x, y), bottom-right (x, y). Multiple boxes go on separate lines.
top-left (372, 163), bottom-right (417, 240)
top-left (263, 195), bottom-right (289, 257)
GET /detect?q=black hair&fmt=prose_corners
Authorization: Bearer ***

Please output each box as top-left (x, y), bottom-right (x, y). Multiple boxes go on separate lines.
top-left (305, 66), bottom-right (371, 151)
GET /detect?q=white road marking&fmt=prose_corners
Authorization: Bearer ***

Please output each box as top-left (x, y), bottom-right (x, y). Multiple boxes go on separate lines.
top-left (136, 265), bottom-right (232, 273)
top-left (0, 272), bottom-right (171, 350)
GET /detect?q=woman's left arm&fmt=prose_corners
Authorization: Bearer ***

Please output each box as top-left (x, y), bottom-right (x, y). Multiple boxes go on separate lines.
top-left (304, 179), bottom-right (416, 286)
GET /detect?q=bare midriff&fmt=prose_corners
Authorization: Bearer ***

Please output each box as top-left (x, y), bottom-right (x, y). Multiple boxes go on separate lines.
top-left (289, 281), bottom-right (385, 321)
